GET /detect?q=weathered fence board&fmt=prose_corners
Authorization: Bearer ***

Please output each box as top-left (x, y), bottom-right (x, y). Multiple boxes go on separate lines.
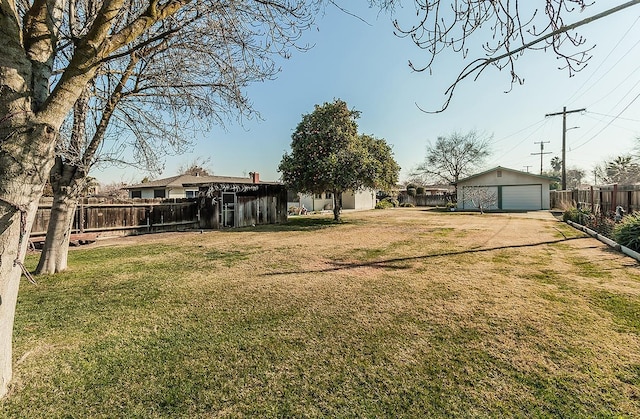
top-left (398, 194), bottom-right (452, 207)
top-left (550, 185), bottom-right (640, 214)
top-left (31, 198), bottom-right (199, 237)
top-left (31, 185), bottom-right (288, 241)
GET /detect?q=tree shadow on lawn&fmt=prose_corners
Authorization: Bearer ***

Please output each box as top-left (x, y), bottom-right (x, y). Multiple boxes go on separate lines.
top-left (227, 217), bottom-right (352, 233)
top-left (261, 236), bottom-right (635, 276)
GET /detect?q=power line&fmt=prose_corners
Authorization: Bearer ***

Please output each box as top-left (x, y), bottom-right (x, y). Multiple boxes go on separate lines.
top-left (573, 91), bottom-right (640, 150)
top-left (585, 61), bottom-right (640, 108)
top-left (584, 111), bottom-right (640, 123)
top-left (566, 15), bottom-right (640, 106)
top-left (492, 118), bottom-right (548, 144)
top-left (487, 119), bottom-right (552, 166)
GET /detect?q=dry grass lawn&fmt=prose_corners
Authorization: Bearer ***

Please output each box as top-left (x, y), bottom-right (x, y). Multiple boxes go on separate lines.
top-left (2, 208), bottom-right (640, 417)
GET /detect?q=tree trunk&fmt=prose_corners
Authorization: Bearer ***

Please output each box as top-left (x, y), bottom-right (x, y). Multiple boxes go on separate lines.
top-left (35, 194), bottom-right (78, 275)
top-left (35, 155), bottom-right (86, 275)
top-left (0, 124), bottom-right (58, 399)
top-left (332, 190), bottom-right (342, 222)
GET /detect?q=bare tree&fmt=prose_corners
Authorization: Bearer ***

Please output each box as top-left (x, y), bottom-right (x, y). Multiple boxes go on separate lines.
top-left (566, 167), bottom-right (586, 189)
top-left (178, 157), bottom-right (214, 176)
top-left (0, 0), bottom-right (323, 398)
top-left (463, 186), bottom-right (498, 214)
top-left (417, 130), bottom-right (492, 187)
top-left (99, 182), bottom-right (129, 199)
top-left (375, 1), bottom-right (640, 112)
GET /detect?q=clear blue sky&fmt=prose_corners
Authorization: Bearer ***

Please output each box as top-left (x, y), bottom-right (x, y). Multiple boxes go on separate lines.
top-left (95, 2), bottom-right (640, 185)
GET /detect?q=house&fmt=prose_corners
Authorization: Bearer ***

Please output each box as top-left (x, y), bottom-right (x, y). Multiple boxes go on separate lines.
top-left (288, 189), bottom-right (377, 212)
top-left (454, 167), bottom-right (554, 211)
top-left (126, 172), bottom-right (288, 228)
top-left (126, 173), bottom-right (261, 199)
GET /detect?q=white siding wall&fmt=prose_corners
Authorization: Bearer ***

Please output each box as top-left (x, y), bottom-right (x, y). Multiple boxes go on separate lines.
top-left (294, 189), bottom-right (375, 212)
top-left (167, 187), bottom-right (187, 199)
top-left (297, 195), bottom-right (332, 211)
top-left (343, 190), bottom-right (376, 210)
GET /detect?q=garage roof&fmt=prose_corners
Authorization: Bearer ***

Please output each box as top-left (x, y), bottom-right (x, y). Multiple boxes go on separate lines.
top-left (454, 166), bottom-right (557, 185)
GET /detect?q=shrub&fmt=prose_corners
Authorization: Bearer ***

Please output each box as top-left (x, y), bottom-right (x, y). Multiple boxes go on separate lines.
top-left (613, 212), bottom-right (640, 252)
top-left (582, 213), bottom-right (616, 239)
top-left (375, 197), bottom-right (399, 209)
top-left (445, 201), bottom-right (457, 210)
top-left (407, 188), bottom-right (417, 197)
top-left (416, 187), bottom-right (425, 195)
top-left (563, 207), bottom-right (590, 224)
top-left (400, 203), bottom-right (415, 207)
top-left (375, 200), bottom-right (394, 209)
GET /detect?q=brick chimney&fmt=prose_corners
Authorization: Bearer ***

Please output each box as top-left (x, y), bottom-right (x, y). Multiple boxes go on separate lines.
top-left (249, 172), bottom-right (260, 183)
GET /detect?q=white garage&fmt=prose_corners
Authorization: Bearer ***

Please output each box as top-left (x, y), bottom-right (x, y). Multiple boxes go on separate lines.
top-left (456, 167), bottom-right (554, 211)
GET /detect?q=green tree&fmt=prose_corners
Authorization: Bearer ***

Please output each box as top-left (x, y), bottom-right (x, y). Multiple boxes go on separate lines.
top-left (279, 100), bottom-right (400, 222)
top-left (418, 130), bottom-right (492, 187)
top-left (551, 156), bottom-right (563, 174)
top-left (605, 155), bottom-right (640, 184)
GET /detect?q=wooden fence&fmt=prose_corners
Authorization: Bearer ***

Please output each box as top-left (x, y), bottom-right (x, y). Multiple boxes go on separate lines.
top-left (550, 185), bottom-right (640, 214)
top-left (398, 194), bottom-right (453, 207)
top-left (31, 190), bottom-right (288, 241)
top-left (31, 198), bottom-right (199, 237)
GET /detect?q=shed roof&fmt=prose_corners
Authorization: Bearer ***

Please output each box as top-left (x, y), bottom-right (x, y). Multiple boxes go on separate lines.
top-left (454, 166), bottom-right (556, 185)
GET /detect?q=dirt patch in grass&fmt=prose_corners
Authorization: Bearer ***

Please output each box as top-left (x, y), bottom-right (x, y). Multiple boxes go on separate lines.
top-left (5, 208), bottom-right (640, 417)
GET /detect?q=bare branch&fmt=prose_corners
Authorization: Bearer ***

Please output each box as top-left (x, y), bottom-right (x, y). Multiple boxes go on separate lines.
top-left (385, 0), bottom-right (640, 112)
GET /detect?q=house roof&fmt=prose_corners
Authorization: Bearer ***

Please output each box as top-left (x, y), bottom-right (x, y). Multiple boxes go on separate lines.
top-left (454, 166), bottom-right (556, 185)
top-left (126, 174), bottom-right (279, 189)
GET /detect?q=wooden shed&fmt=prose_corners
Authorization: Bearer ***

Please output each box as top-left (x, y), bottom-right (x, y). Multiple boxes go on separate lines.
top-left (194, 175), bottom-right (288, 228)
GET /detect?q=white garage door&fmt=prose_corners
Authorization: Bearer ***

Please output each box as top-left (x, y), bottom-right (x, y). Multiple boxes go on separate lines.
top-left (502, 185), bottom-right (542, 210)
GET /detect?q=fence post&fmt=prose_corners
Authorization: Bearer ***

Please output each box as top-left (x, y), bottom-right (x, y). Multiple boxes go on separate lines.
top-left (79, 199), bottom-right (85, 233)
top-left (612, 184), bottom-right (618, 214)
top-left (590, 186), bottom-right (594, 213)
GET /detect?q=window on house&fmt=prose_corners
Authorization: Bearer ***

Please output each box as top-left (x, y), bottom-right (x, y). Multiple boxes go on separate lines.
top-left (154, 189), bottom-right (166, 198)
top-left (186, 190), bottom-right (198, 198)
top-left (325, 192), bottom-right (333, 199)
top-left (315, 193), bottom-right (322, 199)
top-left (497, 170), bottom-right (502, 178)
top-left (131, 190), bottom-right (142, 198)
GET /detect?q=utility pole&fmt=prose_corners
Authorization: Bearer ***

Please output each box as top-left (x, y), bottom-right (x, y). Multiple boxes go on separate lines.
top-left (531, 141), bottom-right (551, 175)
top-left (523, 165), bottom-right (532, 173)
top-left (545, 106), bottom-right (585, 190)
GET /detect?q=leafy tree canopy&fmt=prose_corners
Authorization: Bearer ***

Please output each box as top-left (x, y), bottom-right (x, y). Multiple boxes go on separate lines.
top-left (593, 155), bottom-right (640, 185)
top-left (279, 99), bottom-right (400, 220)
